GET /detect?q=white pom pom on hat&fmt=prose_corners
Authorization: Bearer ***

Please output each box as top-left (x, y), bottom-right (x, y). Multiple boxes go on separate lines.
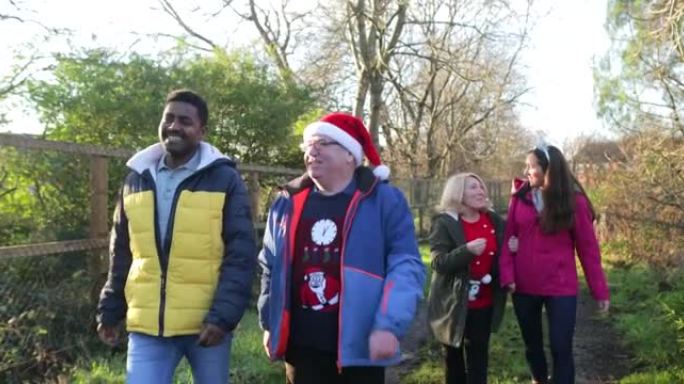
top-left (303, 112), bottom-right (390, 180)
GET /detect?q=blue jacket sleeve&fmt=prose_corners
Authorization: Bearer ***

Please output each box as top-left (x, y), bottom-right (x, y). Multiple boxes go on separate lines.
top-left (256, 196), bottom-right (283, 331)
top-left (96, 190), bottom-right (132, 327)
top-left (204, 168), bottom-right (257, 332)
top-left (373, 186), bottom-right (426, 338)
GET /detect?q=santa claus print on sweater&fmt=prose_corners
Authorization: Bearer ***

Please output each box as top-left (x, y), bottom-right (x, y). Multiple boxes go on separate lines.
top-left (300, 267), bottom-right (340, 311)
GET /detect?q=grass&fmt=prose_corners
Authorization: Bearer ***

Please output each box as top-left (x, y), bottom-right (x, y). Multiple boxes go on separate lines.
top-left (413, 244), bottom-right (684, 384)
top-left (70, 310), bottom-right (284, 384)
top-left (401, 301), bottom-right (530, 384)
top-left (69, 247), bottom-right (437, 383)
top-left (230, 311), bottom-right (283, 383)
top-left (71, 243), bottom-right (684, 384)
top-left (601, 262), bottom-right (684, 383)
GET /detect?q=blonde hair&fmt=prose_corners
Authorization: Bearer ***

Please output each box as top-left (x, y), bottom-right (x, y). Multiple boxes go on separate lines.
top-left (437, 172), bottom-right (492, 213)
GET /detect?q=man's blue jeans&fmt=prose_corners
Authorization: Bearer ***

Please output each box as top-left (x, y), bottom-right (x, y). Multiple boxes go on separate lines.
top-left (126, 331), bottom-right (233, 384)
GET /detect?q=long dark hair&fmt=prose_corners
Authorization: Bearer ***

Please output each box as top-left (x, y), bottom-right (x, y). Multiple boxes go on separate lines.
top-left (516, 145), bottom-right (595, 233)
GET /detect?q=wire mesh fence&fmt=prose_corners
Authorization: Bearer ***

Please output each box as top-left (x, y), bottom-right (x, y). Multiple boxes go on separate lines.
top-left (0, 251), bottom-right (102, 382)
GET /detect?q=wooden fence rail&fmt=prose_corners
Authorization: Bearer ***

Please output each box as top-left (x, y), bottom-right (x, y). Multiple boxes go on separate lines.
top-left (0, 134), bottom-right (300, 262)
top-left (0, 238), bottom-right (109, 260)
top-left (0, 133), bottom-right (452, 263)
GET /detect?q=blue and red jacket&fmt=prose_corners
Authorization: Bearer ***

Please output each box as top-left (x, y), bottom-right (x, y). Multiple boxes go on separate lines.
top-left (257, 167), bottom-right (426, 367)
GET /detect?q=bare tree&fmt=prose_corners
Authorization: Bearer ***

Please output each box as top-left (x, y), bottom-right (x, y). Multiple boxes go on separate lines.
top-left (153, 0), bottom-right (535, 178)
top-left (233, 0), bottom-right (314, 82)
top-left (343, 0), bottom-right (407, 146)
top-left (1, 1), bottom-right (24, 23)
top-left (157, 0), bottom-right (314, 83)
top-left (0, 54), bottom-right (38, 100)
top-left (1, 1), bottom-right (68, 120)
top-left (381, 0), bottom-right (532, 177)
top-left (157, 0), bottom-right (223, 52)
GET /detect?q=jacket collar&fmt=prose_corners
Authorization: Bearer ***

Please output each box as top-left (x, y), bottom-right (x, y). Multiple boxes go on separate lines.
top-left (283, 166), bottom-right (379, 196)
top-left (445, 211), bottom-right (460, 222)
top-left (126, 141), bottom-right (234, 178)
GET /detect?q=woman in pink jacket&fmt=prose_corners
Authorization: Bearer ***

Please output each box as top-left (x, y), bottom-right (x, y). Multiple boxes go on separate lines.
top-left (499, 145), bottom-right (610, 384)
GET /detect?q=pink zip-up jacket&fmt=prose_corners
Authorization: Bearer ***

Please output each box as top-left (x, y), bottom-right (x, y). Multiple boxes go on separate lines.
top-left (499, 179), bottom-right (609, 301)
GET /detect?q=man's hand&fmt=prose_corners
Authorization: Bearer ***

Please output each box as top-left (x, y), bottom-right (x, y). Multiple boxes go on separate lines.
top-left (262, 330), bottom-right (271, 359)
top-left (597, 300), bottom-right (610, 314)
top-left (97, 323), bottom-right (119, 346)
top-left (197, 323), bottom-right (226, 347)
top-left (369, 330), bottom-right (399, 361)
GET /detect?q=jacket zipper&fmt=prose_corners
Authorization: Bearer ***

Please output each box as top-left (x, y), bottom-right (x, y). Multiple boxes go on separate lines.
top-left (147, 175), bottom-right (166, 337)
top-left (274, 189), bottom-right (308, 359)
top-left (336, 178), bottom-right (378, 371)
top-left (277, 193), bottom-right (293, 358)
top-left (153, 163), bottom-right (213, 337)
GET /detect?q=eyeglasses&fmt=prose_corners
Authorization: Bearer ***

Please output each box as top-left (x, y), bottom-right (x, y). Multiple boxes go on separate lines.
top-left (299, 139), bottom-right (341, 152)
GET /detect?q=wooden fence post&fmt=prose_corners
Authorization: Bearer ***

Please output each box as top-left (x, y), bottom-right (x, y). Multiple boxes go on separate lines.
top-left (417, 179), bottom-right (425, 238)
top-left (418, 207), bottom-right (424, 238)
top-left (248, 171), bottom-right (261, 222)
top-left (89, 156), bottom-right (109, 304)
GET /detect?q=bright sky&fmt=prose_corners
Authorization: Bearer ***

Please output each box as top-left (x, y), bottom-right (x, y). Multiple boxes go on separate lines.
top-left (0, 0), bottom-right (612, 146)
top-left (517, 0), bottom-right (612, 147)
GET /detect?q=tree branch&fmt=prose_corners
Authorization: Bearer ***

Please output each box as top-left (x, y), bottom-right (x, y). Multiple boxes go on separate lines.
top-left (158, 0), bottom-right (221, 51)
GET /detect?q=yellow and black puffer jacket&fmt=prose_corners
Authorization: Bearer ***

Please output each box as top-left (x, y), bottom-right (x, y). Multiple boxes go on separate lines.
top-left (97, 142), bottom-right (256, 337)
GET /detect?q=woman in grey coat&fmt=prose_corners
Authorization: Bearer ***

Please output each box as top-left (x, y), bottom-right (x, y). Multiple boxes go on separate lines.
top-left (427, 172), bottom-right (508, 384)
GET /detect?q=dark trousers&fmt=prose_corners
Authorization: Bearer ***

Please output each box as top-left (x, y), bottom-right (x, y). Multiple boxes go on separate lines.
top-left (444, 306), bottom-right (493, 384)
top-left (284, 346), bottom-right (385, 384)
top-left (512, 293), bottom-right (577, 384)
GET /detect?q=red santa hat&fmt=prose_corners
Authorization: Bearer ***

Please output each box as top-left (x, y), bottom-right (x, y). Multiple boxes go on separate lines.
top-left (303, 112), bottom-right (390, 180)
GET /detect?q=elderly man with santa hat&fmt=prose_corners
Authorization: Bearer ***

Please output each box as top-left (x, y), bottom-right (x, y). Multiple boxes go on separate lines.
top-left (257, 112), bottom-right (426, 383)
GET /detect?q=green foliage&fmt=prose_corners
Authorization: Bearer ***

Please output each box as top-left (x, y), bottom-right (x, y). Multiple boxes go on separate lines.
top-left (605, 261), bottom-right (684, 373)
top-left (620, 369), bottom-right (684, 384)
top-left (25, 49), bottom-right (315, 165)
top-left (178, 51), bottom-right (314, 165)
top-left (27, 50), bottom-right (174, 147)
top-left (594, 132), bottom-right (684, 271)
top-left (0, 148), bottom-right (95, 245)
top-left (71, 358), bottom-right (125, 383)
top-left (292, 108), bottom-right (325, 136)
top-left (0, 254), bottom-right (99, 382)
top-left (3, 49), bottom-right (315, 246)
top-left (401, 306), bottom-right (529, 384)
top-left (596, 0), bottom-right (684, 135)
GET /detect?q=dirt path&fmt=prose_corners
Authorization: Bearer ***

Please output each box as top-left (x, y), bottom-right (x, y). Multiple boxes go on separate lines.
top-left (575, 289), bottom-right (633, 384)
top-left (385, 288), bottom-right (634, 384)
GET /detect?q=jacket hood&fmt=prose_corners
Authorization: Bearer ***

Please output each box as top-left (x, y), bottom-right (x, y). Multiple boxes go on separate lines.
top-left (511, 178), bottom-right (528, 194)
top-left (126, 141), bottom-right (235, 176)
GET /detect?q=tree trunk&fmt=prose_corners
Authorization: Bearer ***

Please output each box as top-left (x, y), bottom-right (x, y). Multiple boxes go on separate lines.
top-left (368, 69), bottom-right (384, 148)
top-left (354, 71), bottom-right (370, 118)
